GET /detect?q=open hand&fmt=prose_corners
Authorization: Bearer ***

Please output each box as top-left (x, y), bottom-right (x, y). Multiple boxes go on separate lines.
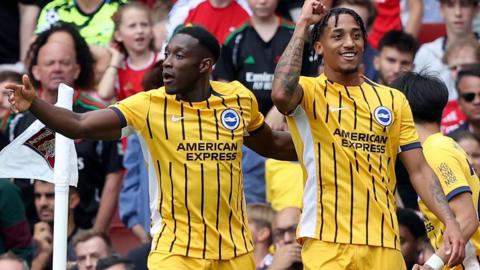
top-left (6, 74), bottom-right (36, 113)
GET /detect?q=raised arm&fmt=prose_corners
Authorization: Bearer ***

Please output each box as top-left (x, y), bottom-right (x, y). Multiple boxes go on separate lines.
top-left (399, 148), bottom-right (465, 267)
top-left (271, 0), bottom-right (325, 114)
top-left (7, 75), bottom-right (122, 140)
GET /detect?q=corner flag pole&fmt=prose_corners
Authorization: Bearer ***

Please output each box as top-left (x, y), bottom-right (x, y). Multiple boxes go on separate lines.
top-left (52, 83), bottom-right (74, 270)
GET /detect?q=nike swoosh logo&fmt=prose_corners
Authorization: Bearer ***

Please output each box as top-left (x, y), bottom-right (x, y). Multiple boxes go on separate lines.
top-left (330, 107), bottom-right (348, 112)
top-left (171, 115), bottom-right (185, 122)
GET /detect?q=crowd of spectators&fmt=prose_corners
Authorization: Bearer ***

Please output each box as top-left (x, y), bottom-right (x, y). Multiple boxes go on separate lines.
top-left (0, 0), bottom-right (479, 269)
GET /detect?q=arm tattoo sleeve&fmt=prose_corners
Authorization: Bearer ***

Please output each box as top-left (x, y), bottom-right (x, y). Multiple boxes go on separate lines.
top-left (274, 36), bottom-right (305, 95)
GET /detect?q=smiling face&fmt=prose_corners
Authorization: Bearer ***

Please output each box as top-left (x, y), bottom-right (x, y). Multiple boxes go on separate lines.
top-left (114, 7), bottom-right (153, 55)
top-left (315, 13), bottom-right (365, 76)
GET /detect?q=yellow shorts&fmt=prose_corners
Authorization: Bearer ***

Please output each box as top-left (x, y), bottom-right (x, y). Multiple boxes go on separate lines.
top-left (147, 251), bottom-right (255, 270)
top-left (301, 239), bottom-right (407, 270)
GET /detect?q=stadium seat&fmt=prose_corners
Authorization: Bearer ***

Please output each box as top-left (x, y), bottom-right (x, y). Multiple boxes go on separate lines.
top-left (417, 23), bottom-right (446, 44)
top-left (108, 210), bottom-right (141, 255)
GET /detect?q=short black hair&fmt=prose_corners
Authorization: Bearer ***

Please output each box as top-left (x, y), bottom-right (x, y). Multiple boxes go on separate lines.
top-left (96, 254), bottom-right (135, 270)
top-left (391, 71), bottom-right (448, 124)
top-left (27, 22), bottom-right (95, 90)
top-left (311, 7), bottom-right (367, 44)
top-left (173, 26), bottom-right (221, 63)
top-left (397, 207), bottom-right (427, 240)
top-left (378, 30), bottom-right (419, 56)
top-left (331, 0), bottom-right (377, 29)
top-left (456, 63), bottom-right (480, 90)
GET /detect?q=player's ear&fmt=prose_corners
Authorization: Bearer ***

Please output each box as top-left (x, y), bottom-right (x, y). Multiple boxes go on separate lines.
top-left (314, 41), bottom-right (323, 56)
top-left (199, 58), bottom-right (214, 73)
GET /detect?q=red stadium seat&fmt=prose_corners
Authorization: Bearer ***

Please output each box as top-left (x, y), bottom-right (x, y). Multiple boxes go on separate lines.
top-left (417, 23), bottom-right (446, 44)
top-left (108, 210), bottom-right (141, 255)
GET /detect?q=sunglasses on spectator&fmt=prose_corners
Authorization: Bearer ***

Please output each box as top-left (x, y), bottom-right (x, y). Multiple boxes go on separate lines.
top-left (460, 92), bottom-right (480, 102)
top-left (273, 224), bottom-right (297, 240)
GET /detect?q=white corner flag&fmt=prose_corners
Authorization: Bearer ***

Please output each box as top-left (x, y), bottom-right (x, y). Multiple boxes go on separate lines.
top-left (0, 83), bottom-right (78, 186)
top-left (0, 83), bottom-right (78, 270)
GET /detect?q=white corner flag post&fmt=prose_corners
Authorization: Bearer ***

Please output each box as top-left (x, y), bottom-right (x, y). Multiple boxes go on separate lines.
top-left (52, 83), bottom-right (75, 270)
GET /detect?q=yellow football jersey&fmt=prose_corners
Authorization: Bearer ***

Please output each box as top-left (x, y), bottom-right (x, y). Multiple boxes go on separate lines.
top-left (265, 159), bottom-right (303, 211)
top-left (418, 133), bottom-right (480, 260)
top-left (286, 73), bottom-right (420, 250)
top-left (112, 80), bottom-right (264, 259)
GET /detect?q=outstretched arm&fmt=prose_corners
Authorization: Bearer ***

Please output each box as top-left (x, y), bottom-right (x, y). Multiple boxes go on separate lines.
top-left (399, 148), bottom-right (465, 267)
top-left (7, 75), bottom-right (123, 140)
top-left (244, 124), bottom-right (297, 161)
top-left (271, 0), bottom-right (325, 114)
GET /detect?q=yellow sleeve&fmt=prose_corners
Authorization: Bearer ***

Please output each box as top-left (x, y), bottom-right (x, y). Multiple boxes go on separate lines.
top-left (110, 91), bottom-right (152, 132)
top-left (265, 159), bottom-right (304, 211)
top-left (424, 147), bottom-right (472, 201)
top-left (398, 95), bottom-right (420, 150)
top-left (298, 76), bottom-right (316, 113)
top-left (245, 85), bottom-right (265, 132)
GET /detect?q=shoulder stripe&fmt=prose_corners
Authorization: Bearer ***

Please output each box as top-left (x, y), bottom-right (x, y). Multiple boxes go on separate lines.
top-left (228, 163), bottom-right (238, 257)
top-left (168, 162), bottom-right (177, 252)
top-left (224, 22), bottom-right (250, 45)
top-left (184, 164), bottom-right (192, 256)
top-left (201, 164), bottom-right (207, 259)
top-left (279, 17), bottom-right (295, 30)
top-left (78, 94), bottom-right (106, 109)
top-left (318, 143), bottom-right (324, 240)
top-left (333, 143), bottom-right (338, 242)
top-left (215, 163), bottom-right (222, 260)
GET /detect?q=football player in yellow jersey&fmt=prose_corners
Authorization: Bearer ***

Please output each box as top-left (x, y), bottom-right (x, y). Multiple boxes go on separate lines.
top-left (271, 0), bottom-right (465, 269)
top-left (392, 72), bottom-right (480, 270)
top-left (6, 26), bottom-right (297, 270)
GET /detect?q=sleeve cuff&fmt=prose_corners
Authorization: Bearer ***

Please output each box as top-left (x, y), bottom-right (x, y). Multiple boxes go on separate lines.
top-left (399, 142), bottom-right (422, 153)
top-left (446, 186), bottom-right (472, 201)
top-left (110, 107), bottom-right (127, 128)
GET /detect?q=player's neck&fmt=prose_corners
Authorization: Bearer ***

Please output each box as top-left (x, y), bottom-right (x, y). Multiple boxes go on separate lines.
top-left (76, 0), bottom-right (103, 13)
top-left (323, 67), bottom-right (362, 86)
top-left (415, 122), bottom-right (440, 143)
top-left (176, 78), bottom-right (211, 102)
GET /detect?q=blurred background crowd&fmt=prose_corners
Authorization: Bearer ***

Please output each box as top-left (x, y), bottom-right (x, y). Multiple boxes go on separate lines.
top-left (0, 0), bottom-right (479, 269)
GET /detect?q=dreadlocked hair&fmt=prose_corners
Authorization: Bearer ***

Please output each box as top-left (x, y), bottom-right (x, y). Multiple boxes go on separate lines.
top-left (311, 7), bottom-right (367, 44)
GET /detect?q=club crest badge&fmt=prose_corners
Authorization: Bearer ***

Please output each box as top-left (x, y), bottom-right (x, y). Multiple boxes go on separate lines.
top-left (23, 127), bottom-right (55, 168)
top-left (221, 109), bottom-right (240, 130)
top-left (374, 106), bottom-right (393, 127)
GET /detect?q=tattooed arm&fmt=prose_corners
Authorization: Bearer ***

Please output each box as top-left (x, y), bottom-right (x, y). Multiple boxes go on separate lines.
top-left (399, 148), bottom-right (465, 267)
top-left (271, 0), bottom-right (326, 114)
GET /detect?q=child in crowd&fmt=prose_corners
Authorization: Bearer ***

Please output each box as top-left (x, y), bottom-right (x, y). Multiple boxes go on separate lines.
top-left (98, 2), bottom-right (160, 101)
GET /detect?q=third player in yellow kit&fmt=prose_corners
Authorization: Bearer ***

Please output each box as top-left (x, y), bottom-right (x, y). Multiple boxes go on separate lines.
top-left (392, 72), bottom-right (480, 270)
